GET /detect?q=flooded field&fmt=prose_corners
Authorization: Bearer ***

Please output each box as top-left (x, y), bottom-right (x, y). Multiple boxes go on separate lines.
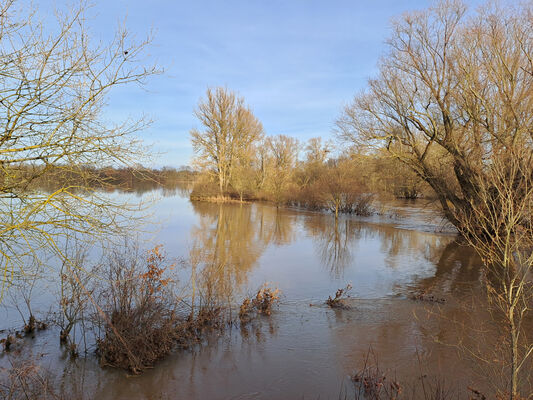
top-left (1, 189), bottom-right (527, 399)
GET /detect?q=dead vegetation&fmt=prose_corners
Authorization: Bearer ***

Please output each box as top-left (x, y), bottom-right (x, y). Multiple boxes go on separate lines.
top-left (0, 353), bottom-right (62, 400)
top-left (409, 291), bottom-right (446, 304)
top-left (94, 242), bottom-right (273, 373)
top-left (95, 244), bottom-right (185, 373)
top-left (0, 335), bottom-right (16, 352)
top-left (1, 238), bottom-right (279, 379)
top-left (23, 316), bottom-right (47, 335)
top-left (0, 322), bottom-right (48, 353)
top-left (348, 350), bottom-right (457, 400)
top-left (326, 284), bottom-right (353, 309)
top-left (351, 365), bottom-right (402, 400)
top-left (239, 284), bottom-right (281, 324)
top-left (57, 246), bottom-right (94, 357)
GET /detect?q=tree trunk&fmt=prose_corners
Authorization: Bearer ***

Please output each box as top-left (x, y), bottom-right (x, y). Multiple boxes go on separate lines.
top-left (510, 310), bottom-right (519, 400)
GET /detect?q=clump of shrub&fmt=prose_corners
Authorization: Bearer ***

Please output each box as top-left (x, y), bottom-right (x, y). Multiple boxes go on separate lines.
top-left (57, 248), bottom-right (94, 357)
top-left (326, 284), bottom-right (352, 309)
top-left (190, 176), bottom-right (222, 201)
top-left (239, 284), bottom-right (281, 323)
top-left (351, 365), bottom-right (402, 400)
top-left (0, 319), bottom-right (48, 353)
top-left (349, 193), bottom-right (374, 217)
top-left (95, 244), bottom-right (186, 373)
top-left (178, 303), bottom-right (227, 347)
top-left (1, 335), bottom-right (16, 352)
top-left (94, 243), bottom-right (232, 374)
top-left (23, 316), bottom-right (47, 335)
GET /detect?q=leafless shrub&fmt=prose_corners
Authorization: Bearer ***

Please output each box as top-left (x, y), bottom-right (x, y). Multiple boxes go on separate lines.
top-left (351, 367), bottom-right (402, 400)
top-left (94, 241), bottom-right (233, 373)
top-left (190, 177), bottom-right (223, 201)
top-left (326, 284), bottom-right (353, 309)
top-left (0, 334), bottom-right (17, 352)
top-left (239, 284), bottom-right (281, 323)
top-left (56, 244), bottom-right (97, 358)
top-left (348, 193), bottom-right (374, 217)
top-left (6, 260), bottom-right (49, 338)
top-left (94, 243), bottom-right (183, 373)
top-left (179, 304), bottom-right (226, 346)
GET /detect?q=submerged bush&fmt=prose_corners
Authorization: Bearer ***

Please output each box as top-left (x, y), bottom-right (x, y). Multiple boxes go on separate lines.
top-left (190, 179), bottom-right (221, 200)
top-left (95, 243), bottom-right (233, 373)
top-left (349, 193), bottom-right (374, 217)
top-left (326, 284), bottom-right (352, 309)
top-left (95, 245), bottom-right (181, 373)
top-left (349, 349), bottom-right (458, 400)
top-left (239, 284), bottom-right (281, 323)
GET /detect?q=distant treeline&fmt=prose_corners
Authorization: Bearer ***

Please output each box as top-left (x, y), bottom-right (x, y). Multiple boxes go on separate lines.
top-left (2, 164), bottom-right (198, 193)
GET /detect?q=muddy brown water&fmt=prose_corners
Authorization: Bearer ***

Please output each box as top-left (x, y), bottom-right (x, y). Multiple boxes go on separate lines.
top-left (1, 189), bottom-right (530, 399)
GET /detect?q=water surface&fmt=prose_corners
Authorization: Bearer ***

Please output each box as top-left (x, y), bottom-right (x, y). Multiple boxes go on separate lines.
top-left (3, 189), bottom-right (518, 399)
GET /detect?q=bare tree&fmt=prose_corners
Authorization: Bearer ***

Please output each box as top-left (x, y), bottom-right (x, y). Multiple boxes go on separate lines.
top-left (336, 0), bottom-right (533, 234)
top-left (305, 137), bottom-right (332, 165)
top-left (318, 159), bottom-right (372, 219)
top-left (457, 151), bottom-right (532, 399)
top-left (190, 87), bottom-right (264, 197)
top-left (299, 137), bottom-right (332, 186)
top-left (264, 134), bottom-right (299, 205)
top-left (0, 1), bottom-right (158, 289)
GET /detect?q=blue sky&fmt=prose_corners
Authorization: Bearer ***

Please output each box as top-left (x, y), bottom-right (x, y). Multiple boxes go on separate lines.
top-left (43, 0), bottom-right (480, 167)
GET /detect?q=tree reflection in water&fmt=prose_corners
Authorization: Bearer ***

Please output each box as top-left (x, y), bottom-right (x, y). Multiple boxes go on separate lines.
top-left (305, 215), bottom-right (360, 277)
top-left (188, 202), bottom-right (296, 302)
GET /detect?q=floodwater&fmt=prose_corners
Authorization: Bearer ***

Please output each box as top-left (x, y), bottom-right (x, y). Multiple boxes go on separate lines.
top-left (2, 188), bottom-right (529, 399)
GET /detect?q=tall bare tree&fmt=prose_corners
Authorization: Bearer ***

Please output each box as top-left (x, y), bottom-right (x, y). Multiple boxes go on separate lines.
top-left (336, 0), bottom-right (533, 235)
top-left (298, 137), bottom-right (332, 187)
top-left (264, 134), bottom-right (299, 205)
top-left (0, 1), bottom-right (158, 289)
top-left (457, 151), bottom-right (532, 398)
top-left (190, 87), bottom-right (264, 196)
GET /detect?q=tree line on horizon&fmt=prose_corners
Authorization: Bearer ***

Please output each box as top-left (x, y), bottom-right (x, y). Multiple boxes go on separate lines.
top-left (2, 163), bottom-right (197, 193)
